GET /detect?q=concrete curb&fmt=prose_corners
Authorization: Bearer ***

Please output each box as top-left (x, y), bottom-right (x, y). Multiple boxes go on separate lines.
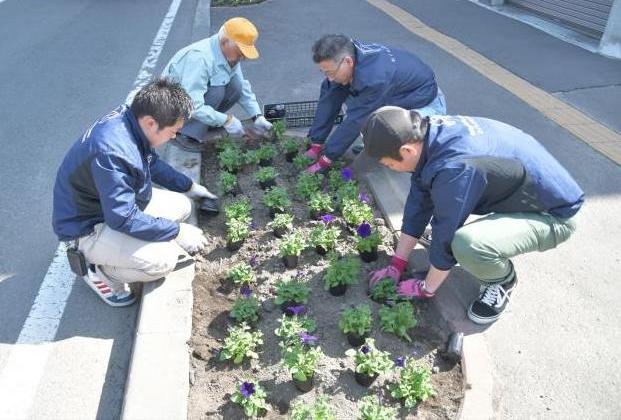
top-left (360, 160), bottom-right (495, 420)
top-left (121, 145), bottom-right (201, 420)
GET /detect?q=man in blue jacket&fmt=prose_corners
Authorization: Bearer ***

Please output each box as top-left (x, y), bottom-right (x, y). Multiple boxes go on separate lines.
top-left (162, 17), bottom-right (272, 151)
top-left (363, 107), bottom-right (583, 324)
top-left (306, 34), bottom-right (446, 173)
top-left (53, 78), bottom-right (215, 307)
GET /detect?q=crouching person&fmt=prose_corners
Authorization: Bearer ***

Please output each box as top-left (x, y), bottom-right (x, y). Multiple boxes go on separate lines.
top-left (363, 107), bottom-right (584, 324)
top-left (52, 78), bottom-right (216, 307)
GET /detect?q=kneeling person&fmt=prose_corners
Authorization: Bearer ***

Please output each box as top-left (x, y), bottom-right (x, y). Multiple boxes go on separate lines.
top-left (363, 107), bottom-right (583, 324)
top-left (53, 78), bottom-right (215, 307)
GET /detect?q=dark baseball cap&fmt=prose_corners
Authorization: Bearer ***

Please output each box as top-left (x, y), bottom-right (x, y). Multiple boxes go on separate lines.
top-left (362, 106), bottom-right (425, 159)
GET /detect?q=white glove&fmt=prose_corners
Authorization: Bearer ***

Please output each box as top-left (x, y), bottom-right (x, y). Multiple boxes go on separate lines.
top-left (176, 223), bottom-right (208, 255)
top-left (186, 183), bottom-right (218, 200)
top-left (223, 115), bottom-right (245, 137)
top-left (254, 115), bottom-right (272, 133)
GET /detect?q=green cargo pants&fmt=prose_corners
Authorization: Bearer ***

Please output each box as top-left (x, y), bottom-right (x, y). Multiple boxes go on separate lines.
top-left (451, 212), bottom-right (577, 285)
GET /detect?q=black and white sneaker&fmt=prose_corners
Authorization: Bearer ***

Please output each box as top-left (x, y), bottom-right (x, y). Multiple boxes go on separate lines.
top-left (467, 278), bottom-right (517, 325)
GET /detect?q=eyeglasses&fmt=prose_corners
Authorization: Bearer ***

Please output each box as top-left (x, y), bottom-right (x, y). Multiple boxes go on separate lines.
top-left (322, 57), bottom-right (345, 79)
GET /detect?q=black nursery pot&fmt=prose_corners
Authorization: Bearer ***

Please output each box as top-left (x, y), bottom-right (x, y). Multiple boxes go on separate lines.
top-left (359, 247), bottom-right (378, 263)
top-left (315, 245), bottom-right (330, 256)
top-left (329, 283), bottom-right (347, 296)
top-left (282, 255), bottom-right (299, 269)
top-left (285, 151), bottom-right (298, 162)
top-left (273, 225), bottom-right (289, 238)
top-left (309, 209), bottom-right (321, 220)
top-left (259, 158), bottom-right (273, 167)
top-left (226, 239), bottom-right (244, 252)
top-left (354, 371), bottom-right (378, 387)
top-left (269, 207), bottom-right (286, 219)
top-left (225, 185), bottom-right (242, 197)
top-left (346, 332), bottom-right (368, 347)
top-left (293, 375), bottom-right (314, 393)
top-left (259, 178), bottom-right (276, 190)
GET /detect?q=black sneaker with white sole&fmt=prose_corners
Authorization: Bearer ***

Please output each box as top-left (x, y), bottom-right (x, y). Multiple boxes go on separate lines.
top-left (467, 278), bottom-right (517, 325)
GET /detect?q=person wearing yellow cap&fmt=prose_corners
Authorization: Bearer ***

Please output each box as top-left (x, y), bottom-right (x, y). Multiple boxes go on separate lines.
top-left (162, 17), bottom-right (271, 151)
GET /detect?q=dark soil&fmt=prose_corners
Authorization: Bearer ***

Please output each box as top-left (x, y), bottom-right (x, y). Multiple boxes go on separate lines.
top-left (188, 136), bottom-right (463, 419)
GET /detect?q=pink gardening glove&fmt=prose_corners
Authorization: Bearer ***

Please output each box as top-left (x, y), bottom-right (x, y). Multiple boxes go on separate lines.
top-left (368, 255), bottom-right (408, 288)
top-left (304, 143), bottom-right (322, 160)
top-left (397, 278), bottom-right (435, 299)
top-left (306, 155), bottom-right (332, 174)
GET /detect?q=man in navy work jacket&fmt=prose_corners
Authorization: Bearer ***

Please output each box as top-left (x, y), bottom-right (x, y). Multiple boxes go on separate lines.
top-left (305, 34), bottom-right (446, 173)
top-left (363, 107), bottom-right (583, 324)
top-left (53, 78), bottom-right (214, 307)
top-left (162, 17), bottom-right (272, 151)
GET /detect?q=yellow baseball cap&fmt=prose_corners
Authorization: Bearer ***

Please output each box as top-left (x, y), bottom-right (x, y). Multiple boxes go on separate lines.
top-left (223, 17), bottom-right (259, 60)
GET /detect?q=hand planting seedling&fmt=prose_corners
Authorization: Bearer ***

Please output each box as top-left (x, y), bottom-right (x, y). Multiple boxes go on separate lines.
top-left (256, 144), bottom-right (276, 165)
top-left (356, 222), bottom-right (382, 262)
top-left (308, 192), bottom-right (334, 219)
top-left (324, 254), bottom-right (361, 296)
top-left (339, 304), bottom-right (372, 346)
top-left (218, 171), bottom-right (238, 195)
top-left (262, 186), bottom-right (291, 215)
top-left (342, 199), bottom-right (374, 227)
top-left (390, 357), bottom-right (435, 408)
top-left (369, 278), bottom-right (399, 303)
top-left (223, 197), bottom-right (252, 223)
top-left (292, 154), bottom-right (313, 170)
top-left (218, 145), bottom-right (243, 173)
top-left (227, 262), bottom-right (255, 285)
top-left (274, 277), bottom-right (311, 309)
top-left (295, 172), bottom-right (323, 200)
top-left (230, 294), bottom-right (260, 325)
top-left (379, 301), bottom-right (418, 342)
top-left (290, 395), bottom-right (336, 420)
top-left (231, 380), bottom-right (269, 417)
top-left (309, 224), bottom-right (340, 255)
top-left (279, 230), bottom-right (306, 268)
top-left (345, 338), bottom-right (394, 386)
top-left (269, 212), bottom-right (293, 238)
top-left (254, 166), bottom-right (278, 189)
top-left (358, 395), bottom-right (398, 420)
top-left (219, 323), bottom-right (263, 364)
top-left (271, 119), bottom-right (286, 141)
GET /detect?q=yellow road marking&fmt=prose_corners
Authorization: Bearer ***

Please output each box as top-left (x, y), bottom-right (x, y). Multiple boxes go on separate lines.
top-left (367, 0), bottom-right (621, 165)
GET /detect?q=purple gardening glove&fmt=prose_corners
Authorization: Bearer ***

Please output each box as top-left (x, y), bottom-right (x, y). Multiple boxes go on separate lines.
top-left (397, 278), bottom-right (435, 299)
top-left (368, 255), bottom-right (408, 288)
top-left (306, 155), bottom-right (332, 174)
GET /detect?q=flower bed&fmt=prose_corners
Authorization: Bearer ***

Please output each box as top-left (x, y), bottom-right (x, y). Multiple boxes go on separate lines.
top-left (188, 129), bottom-right (463, 419)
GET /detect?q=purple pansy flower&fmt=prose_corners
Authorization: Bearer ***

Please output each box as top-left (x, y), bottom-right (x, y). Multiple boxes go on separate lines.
top-left (357, 222), bottom-right (372, 238)
top-left (341, 167), bottom-right (353, 182)
top-left (360, 345), bottom-right (370, 355)
top-left (359, 192), bottom-right (370, 204)
top-left (248, 255), bottom-right (258, 268)
top-left (240, 285), bottom-right (252, 298)
top-left (240, 381), bottom-right (255, 398)
top-left (286, 305), bottom-right (307, 316)
top-left (321, 214), bottom-right (335, 224)
top-left (395, 356), bottom-right (405, 368)
top-left (250, 220), bottom-right (256, 230)
top-left (298, 332), bottom-right (318, 345)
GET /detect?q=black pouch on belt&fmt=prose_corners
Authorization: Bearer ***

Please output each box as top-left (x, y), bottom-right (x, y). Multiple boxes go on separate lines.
top-left (66, 240), bottom-right (88, 276)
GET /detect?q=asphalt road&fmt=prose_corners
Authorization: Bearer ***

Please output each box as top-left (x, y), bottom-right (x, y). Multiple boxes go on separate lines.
top-left (0, 0), bottom-right (199, 417)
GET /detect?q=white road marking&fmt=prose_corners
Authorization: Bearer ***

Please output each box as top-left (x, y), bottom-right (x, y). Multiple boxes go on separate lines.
top-left (0, 0), bottom-right (183, 417)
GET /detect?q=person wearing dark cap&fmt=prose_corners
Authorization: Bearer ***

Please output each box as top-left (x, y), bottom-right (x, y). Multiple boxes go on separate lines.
top-left (364, 106), bottom-right (583, 324)
top-left (305, 34), bottom-right (446, 174)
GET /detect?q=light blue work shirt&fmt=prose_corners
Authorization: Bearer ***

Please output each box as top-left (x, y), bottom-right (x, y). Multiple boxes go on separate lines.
top-left (162, 33), bottom-right (261, 127)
